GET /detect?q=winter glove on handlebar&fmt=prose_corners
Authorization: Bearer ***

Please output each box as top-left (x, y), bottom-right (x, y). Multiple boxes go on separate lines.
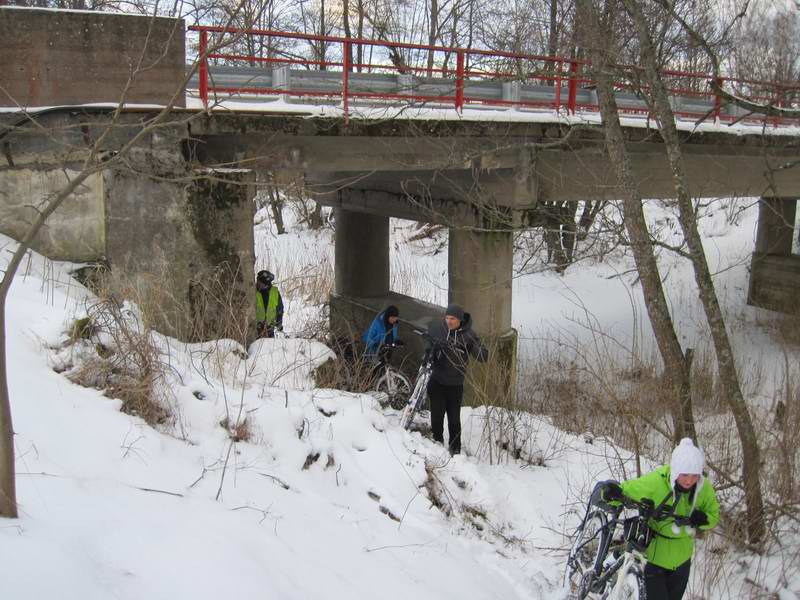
top-left (394, 339), bottom-right (405, 346)
top-left (603, 482), bottom-right (624, 502)
top-left (689, 509), bottom-right (709, 528)
top-left (639, 497), bottom-right (655, 511)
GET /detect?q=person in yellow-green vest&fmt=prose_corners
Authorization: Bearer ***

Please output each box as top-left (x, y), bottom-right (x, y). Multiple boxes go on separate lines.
top-left (255, 270), bottom-right (284, 338)
top-left (597, 438), bottom-right (720, 600)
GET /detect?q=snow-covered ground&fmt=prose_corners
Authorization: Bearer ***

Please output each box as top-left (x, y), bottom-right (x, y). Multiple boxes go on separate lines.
top-left (2, 198), bottom-right (799, 599)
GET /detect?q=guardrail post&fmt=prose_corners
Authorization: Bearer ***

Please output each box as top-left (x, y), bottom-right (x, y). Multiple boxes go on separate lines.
top-left (455, 50), bottom-right (465, 112)
top-left (502, 80), bottom-right (520, 109)
top-left (199, 29), bottom-right (209, 109)
top-left (567, 59), bottom-right (580, 114)
top-left (274, 65), bottom-right (290, 103)
top-left (343, 40), bottom-right (351, 126)
top-left (712, 77), bottom-right (723, 123)
top-left (772, 87), bottom-right (783, 128)
top-left (554, 59), bottom-right (563, 111)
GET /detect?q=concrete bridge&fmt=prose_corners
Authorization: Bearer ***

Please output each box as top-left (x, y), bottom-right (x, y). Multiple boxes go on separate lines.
top-left (2, 7), bottom-right (799, 395)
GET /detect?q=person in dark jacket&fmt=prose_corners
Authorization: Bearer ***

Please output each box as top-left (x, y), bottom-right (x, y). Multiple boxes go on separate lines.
top-left (427, 303), bottom-right (488, 455)
top-left (255, 270), bottom-right (284, 338)
top-left (363, 305), bottom-right (400, 359)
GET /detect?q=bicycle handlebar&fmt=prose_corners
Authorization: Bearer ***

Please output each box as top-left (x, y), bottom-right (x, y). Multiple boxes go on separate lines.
top-left (412, 329), bottom-right (447, 348)
top-left (618, 496), bottom-right (693, 527)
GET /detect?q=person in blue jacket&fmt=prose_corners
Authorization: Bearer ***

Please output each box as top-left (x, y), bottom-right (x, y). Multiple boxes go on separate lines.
top-left (363, 305), bottom-right (400, 359)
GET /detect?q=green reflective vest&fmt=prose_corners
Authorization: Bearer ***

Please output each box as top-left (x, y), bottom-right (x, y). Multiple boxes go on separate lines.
top-left (621, 464), bottom-right (720, 570)
top-left (256, 286), bottom-right (280, 325)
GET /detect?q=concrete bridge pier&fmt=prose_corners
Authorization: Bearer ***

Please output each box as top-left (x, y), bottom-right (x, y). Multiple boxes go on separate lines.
top-left (448, 227), bottom-right (513, 335)
top-left (334, 209), bottom-right (390, 298)
top-left (748, 197), bottom-right (799, 312)
top-left (449, 227), bottom-right (517, 406)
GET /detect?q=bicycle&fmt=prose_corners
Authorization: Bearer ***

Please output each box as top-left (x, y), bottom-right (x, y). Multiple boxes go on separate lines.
top-left (399, 330), bottom-right (444, 430)
top-left (565, 492), bottom-right (694, 600)
top-left (372, 342), bottom-right (413, 410)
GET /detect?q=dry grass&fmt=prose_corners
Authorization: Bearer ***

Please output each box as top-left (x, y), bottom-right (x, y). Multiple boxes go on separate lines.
top-left (312, 337), bottom-right (380, 394)
top-left (220, 415), bottom-right (253, 443)
top-left (64, 299), bottom-right (174, 427)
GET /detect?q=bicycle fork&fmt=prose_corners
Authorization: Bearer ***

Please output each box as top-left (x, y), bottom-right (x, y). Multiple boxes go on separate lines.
top-left (606, 551), bottom-right (646, 600)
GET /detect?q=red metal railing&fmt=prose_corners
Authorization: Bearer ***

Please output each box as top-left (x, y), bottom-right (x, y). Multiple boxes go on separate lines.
top-left (189, 25), bottom-right (800, 127)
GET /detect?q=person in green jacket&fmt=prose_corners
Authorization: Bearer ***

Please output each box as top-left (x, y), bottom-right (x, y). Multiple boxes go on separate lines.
top-left (255, 270), bottom-right (284, 338)
top-left (598, 438), bottom-right (720, 600)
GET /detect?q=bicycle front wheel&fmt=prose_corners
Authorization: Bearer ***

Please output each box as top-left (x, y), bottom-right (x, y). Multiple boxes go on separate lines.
top-left (375, 369), bottom-right (412, 410)
top-left (567, 510), bottom-right (610, 598)
top-left (606, 566), bottom-right (645, 600)
top-left (400, 372), bottom-right (429, 430)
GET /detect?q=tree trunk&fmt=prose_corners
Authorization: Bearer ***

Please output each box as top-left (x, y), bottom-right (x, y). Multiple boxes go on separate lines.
top-left (308, 201), bottom-right (324, 230)
top-left (624, 0), bottom-right (765, 544)
top-left (356, 0), bottom-right (364, 71)
top-left (0, 295), bottom-right (16, 518)
top-left (548, 0), bottom-right (559, 87)
top-left (268, 185), bottom-right (286, 234)
top-left (342, 0), bottom-right (353, 71)
top-left (427, 0), bottom-right (438, 76)
top-left (576, 0), bottom-right (695, 447)
top-left (319, 0), bottom-right (326, 71)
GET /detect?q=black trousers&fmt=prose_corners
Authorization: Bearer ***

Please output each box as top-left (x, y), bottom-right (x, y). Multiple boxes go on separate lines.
top-left (427, 379), bottom-right (464, 454)
top-left (644, 559), bottom-right (691, 600)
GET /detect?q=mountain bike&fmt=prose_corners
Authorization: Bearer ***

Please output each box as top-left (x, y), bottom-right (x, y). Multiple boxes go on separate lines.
top-left (565, 493), bottom-right (693, 600)
top-left (399, 330), bottom-right (442, 430)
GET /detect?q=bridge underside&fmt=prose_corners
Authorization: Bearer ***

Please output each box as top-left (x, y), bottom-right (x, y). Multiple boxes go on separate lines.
top-left (2, 109), bottom-right (799, 398)
top-left (191, 114), bottom-right (800, 214)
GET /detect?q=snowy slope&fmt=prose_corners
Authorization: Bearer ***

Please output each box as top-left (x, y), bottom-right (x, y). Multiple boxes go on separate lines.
top-left (1, 234), bottom-right (624, 600)
top-left (2, 197), bottom-right (799, 599)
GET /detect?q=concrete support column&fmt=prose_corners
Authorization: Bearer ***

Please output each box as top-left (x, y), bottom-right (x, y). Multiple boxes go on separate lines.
top-left (448, 227), bottom-right (516, 405)
top-left (755, 197), bottom-right (797, 255)
top-left (448, 227), bottom-right (513, 335)
top-left (334, 208), bottom-right (390, 298)
top-left (748, 197), bottom-right (799, 313)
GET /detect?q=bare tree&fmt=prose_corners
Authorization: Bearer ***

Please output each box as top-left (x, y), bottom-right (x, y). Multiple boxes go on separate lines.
top-left (622, 0), bottom-right (766, 544)
top-left (575, 0), bottom-right (696, 449)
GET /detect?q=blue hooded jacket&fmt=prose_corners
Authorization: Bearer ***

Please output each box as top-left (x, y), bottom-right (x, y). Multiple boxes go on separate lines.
top-left (363, 306), bottom-right (399, 356)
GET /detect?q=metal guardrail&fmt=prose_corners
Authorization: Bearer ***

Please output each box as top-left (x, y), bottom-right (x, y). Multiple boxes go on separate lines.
top-left (187, 26), bottom-right (800, 128)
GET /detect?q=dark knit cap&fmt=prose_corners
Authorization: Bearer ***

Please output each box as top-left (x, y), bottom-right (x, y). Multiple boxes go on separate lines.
top-left (384, 305), bottom-right (399, 318)
top-left (445, 303), bottom-right (464, 321)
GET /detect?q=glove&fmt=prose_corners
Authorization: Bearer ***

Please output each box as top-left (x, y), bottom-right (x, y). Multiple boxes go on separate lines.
top-left (603, 482), bottom-right (624, 502)
top-left (277, 324), bottom-right (284, 333)
top-left (256, 321), bottom-right (265, 335)
top-left (394, 339), bottom-right (405, 346)
top-left (689, 509), bottom-right (709, 528)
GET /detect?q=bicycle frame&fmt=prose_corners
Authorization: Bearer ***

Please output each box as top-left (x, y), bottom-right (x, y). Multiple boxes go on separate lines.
top-left (399, 357), bottom-right (432, 430)
top-left (591, 542), bottom-right (647, 600)
top-left (399, 331), bottom-right (440, 429)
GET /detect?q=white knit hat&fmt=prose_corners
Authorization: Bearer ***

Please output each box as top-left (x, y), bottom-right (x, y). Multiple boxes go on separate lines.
top-left (671, 438), bottom-right (705, 486)
top-left (669, 438), bottom-right (705, 534)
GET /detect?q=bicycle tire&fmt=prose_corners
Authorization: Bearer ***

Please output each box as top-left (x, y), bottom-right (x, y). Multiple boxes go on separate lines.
top-left (567, 510), bottom-right (611, 598)
top-left (400, 371), bottom-right (429, 430)
top-left (374, 369), bottom-right (413, 410)
top-left (604, 565), bottom-right (645, 600)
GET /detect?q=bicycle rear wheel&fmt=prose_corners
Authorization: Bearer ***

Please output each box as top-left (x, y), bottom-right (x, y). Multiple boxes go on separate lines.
top-left (567, 510), bottom-right (611, 598)
top-left (374, 368), bottom-right (412, 410)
